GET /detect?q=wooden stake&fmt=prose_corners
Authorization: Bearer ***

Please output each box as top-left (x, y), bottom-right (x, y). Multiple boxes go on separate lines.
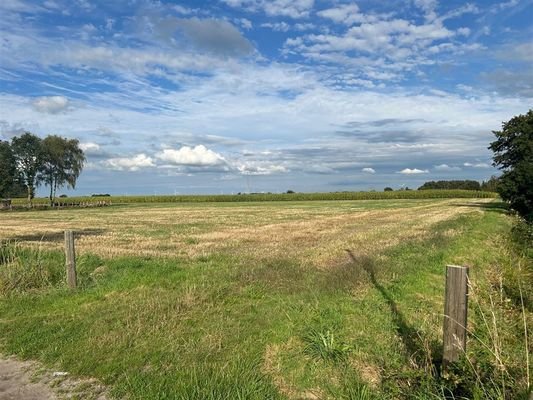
top-left (443, 265), bottom-right (469, 367)
top-left (64, 230), bottom-right (77, 289)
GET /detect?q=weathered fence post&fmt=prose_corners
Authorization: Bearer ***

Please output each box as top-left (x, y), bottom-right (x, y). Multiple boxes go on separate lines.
top-left (64, 230), bottom-right (77, 289)
top-left (443, 264), bottom-right (469, 367)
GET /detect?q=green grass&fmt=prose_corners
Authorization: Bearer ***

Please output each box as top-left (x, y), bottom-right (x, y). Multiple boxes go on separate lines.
top-left (0, 200), bottom-right (530, 399)
top-left (9, 189), bottom-right (497, 207)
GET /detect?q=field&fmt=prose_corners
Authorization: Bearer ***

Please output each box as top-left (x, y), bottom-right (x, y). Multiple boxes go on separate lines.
top-left (0, 198), bottom-right (531, 399)
top-left (9, 189), bottom-right (497, 207)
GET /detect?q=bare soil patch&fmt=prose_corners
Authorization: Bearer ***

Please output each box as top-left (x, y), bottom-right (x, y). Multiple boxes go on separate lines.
top-left (0, 356), bottom-right (108, 400)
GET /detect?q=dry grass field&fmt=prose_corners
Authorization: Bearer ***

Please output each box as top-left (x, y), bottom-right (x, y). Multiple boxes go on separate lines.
top-left (1, 198), bottom-right (488, 263)
top-left (0, 198), bottom-right (530, 399)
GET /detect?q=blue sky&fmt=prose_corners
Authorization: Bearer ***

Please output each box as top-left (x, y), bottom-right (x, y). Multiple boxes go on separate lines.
top-left (0, 0), bottom-right (531, 195)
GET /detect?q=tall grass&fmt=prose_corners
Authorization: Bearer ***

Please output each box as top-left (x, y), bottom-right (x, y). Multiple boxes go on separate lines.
top-left (0, 241), bottom-right (105, 296)
top-left (0, 241), bottom-right (62, 295)
top-left (413, 217), bottom-right (532, 400)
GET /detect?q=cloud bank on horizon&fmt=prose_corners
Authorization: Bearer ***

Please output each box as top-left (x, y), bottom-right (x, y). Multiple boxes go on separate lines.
top-left (0, 0), bottom-right (531, 195)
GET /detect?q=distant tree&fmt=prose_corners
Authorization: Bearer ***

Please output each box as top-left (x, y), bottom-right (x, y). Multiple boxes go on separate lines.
top-left (40, 135), bottom-right (85, 206)
top-left (286, 190), bottom-right (295, 194)
top-left (384, 187), bottom-right (393, 191)
top-left (481, 176), bottom-right (500, 192)
top-left (11, 132), bottom-right (43, 207)
top-left (418, 180), bottom-right (481, 191)
top-left (0, 140), bottom-right (17, 198)
top-left (489, 110), bottom-right (533, 221)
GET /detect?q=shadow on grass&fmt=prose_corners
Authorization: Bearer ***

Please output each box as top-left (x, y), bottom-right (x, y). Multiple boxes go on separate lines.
top-left (454, 201), bottom-right (509, 215)
top-left (9, 228), bottom-right (106, 243)
top-left (345, 250), bottom-right (442, 371)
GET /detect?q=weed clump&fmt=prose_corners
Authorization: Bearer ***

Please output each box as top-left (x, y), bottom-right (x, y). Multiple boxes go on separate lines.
top-left (0, 241), bottom-right (63, 295)
top-left (0, 241), bottom-right (105, 295)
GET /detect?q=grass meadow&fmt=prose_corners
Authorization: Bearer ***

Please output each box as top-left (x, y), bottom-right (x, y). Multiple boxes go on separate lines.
top-left (0, 198), bottom-right (531, 399)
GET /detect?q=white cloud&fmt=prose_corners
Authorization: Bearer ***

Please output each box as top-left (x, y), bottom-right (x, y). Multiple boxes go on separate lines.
top-left (0, 0), bottom-right (44, 13)
top-left (157, 145), bottom-right (226, 166)
top-left (463, 162), bottom-right (490, 168)
top-left (80, 142), bottom-right (106, 156)
top-left (79, 142), bottom-right (100, 153)
top-left (413, 0), bottom-right (438, 21)
top-left (362, 167), bottom-right (376, 173)
top-left (261, 22), bottom-right (290, 32)
top-left (434, 164), bottom-right (461, 171)
top-left (317, 4), bottom-right (364, 25)
top-left (103, 154), bottom-right (155, 171)
top-left (239, 18), bottom-right (252, 29)
top-left (398, 168), bottom-right (429, 174)
top-left (32, 96), bottom-right (70, 114)
top-left (457, 27), bottom-right (470, 36)
top-left (222, 0), bottom-right (314, 18)
top-left (493, 0), bottom-right (519, 12)
top-left (237, 162), bottom-right (288, 175)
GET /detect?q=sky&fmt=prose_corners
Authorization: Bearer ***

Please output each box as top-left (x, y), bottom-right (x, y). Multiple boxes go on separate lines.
top-left (0, 0), bottom-right (531, 195)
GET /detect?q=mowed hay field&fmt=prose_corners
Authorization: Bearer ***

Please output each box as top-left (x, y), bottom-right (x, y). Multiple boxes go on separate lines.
top-left (0, 199), bottom-right (531, 399)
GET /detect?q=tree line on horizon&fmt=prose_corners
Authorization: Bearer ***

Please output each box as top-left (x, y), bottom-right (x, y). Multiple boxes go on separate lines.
top-left (0, 132), bottom-right (85, 207)
top-left (417, 177), bottom-right (499, 192)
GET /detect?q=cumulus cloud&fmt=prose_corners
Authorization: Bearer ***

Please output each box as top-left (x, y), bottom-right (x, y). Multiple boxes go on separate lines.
top-left (32, 96), bottom-right (70, 114)
top-left (398, 168), bottom-right (429, 174)
top-left (157, 145), bottom-right (226, 166)
top-left (79, 142), bottom-right (100, 152)
top-left (362, 167), bottom-right (376, 173)
top-left (317, 4), bottom-right (364, 25)
top-left (79, 142), bottom-right (112, 159)
top-left (80, 142), bottom-right (102, 156)
top-left (434, 164), bottom-right (461, 171)
top-left (103, 154), bottom-right (155, 171)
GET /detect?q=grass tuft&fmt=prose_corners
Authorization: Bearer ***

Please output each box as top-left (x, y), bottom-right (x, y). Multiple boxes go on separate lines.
top-left (302, 328), bottom-right (352, 363)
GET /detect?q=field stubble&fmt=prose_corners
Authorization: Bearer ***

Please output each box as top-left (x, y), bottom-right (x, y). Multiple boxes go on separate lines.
top-left (0, 199), bottom-right (487, 267)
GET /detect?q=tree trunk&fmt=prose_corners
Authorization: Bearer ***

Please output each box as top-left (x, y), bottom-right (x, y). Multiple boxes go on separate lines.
top-left (52, 179), bottom-right (58, 207)
top-left (27, 185), bottom-right (33, 208)
top-left (49, 181), bottom-right (54, 207)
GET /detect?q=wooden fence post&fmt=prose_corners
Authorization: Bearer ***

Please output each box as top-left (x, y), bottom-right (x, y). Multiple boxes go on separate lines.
top-left (64, 230), bottom-right (77, 289)
top-left (443, 265), bottom-right (469, 367)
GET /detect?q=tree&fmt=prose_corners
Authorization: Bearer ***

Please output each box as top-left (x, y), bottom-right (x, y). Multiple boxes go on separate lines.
top-left (40, 135), bottom-right (85, 206)
top-left (11, 132), bottom-right (43, 207)
top-left (384, 187), bottom-right (393, 191)
top-left (481, 176), bottom-right (499, 192)
top-left (0, 140), bottom-right (17, 198)
top-left (418, 180), bottom-right (481, 190)
top-left (489, 110), bottom-right (533, 222)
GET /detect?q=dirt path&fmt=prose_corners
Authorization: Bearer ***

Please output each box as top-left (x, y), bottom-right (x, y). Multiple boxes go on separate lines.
top-left (0, 356), bottom-right (108, 400)
top-left (0, 357), bottom-right (56, 400)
